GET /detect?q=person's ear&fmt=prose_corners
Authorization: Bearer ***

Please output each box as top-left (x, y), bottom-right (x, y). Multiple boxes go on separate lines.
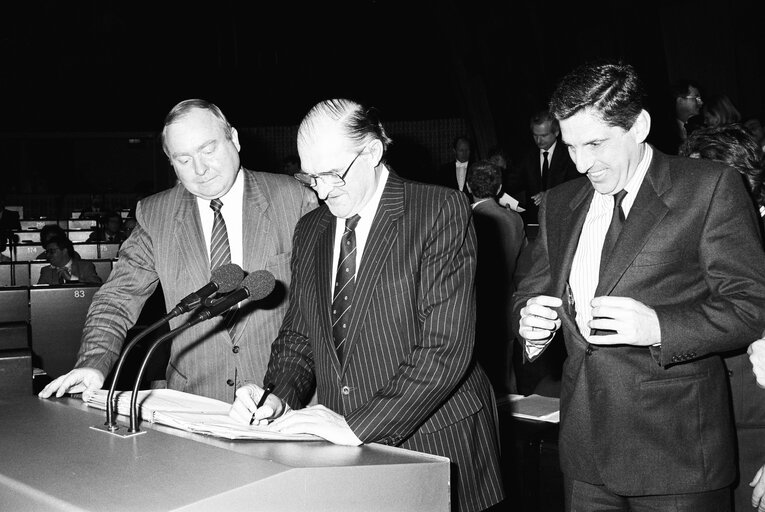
top-left (630, 109), bottom-right (651, 144)
top-left (368, 139), bottom-right (384, 168)
top-left (230, 127), bottom-right (241, 152)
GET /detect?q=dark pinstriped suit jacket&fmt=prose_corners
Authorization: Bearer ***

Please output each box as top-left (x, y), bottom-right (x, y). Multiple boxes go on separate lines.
top-left (265, 171), bottom-right (504, 512)
top-left (75, 169), bottom-right (317, 402)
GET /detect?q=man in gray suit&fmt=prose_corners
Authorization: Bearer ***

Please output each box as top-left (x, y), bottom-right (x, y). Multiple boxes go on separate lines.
top-left (229, 99), bottom-right (504, 512)
top-left (514, 60), bottom-right (765, 510)
top-left (40, 99), bottom-right (317, 402)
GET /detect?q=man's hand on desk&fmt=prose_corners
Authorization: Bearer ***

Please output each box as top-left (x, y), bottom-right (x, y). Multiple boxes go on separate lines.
top-left (588, 296), bottom-right (660, 346)
top-left (38, 368), bottom-right (104, 399)
top-left (229, 383), bottom-right (287, 426)
top-left (270, 405), bottom-right (363, 446)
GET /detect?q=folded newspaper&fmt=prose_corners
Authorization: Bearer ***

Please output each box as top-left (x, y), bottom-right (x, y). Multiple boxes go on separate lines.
top-left (85, 389), bottom-right (319, 441)
top-left (499, 394), bottom-right (560, 423)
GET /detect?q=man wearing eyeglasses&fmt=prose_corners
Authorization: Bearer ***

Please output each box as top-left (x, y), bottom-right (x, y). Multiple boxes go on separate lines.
top-left (40, 99), bottom-right (317, 403)
top-left (229, 99), bottom-right (504, 512)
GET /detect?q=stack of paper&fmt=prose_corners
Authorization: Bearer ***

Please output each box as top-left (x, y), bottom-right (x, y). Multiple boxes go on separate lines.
top-left (499, 394), bottom-right (560, 423)
top-left (85, 389), bottom-right (319, 441)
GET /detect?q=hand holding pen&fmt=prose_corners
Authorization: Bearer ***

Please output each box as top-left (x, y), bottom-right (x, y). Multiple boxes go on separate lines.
top-left (228, 382), bottom-right (286, 426)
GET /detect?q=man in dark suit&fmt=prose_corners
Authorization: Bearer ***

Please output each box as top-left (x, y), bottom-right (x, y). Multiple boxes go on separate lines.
top-left (230, 99), bottom-right (504, 512)
top-left (467, 160), bottom-right (525, 394)
top-left (39, 99), bottom-right (317, 402)
top-left (513, 60), bottom-right (765, 510)
top-left (513, 110), bottom-right (579, 225)
top-left (436, 135), bottom-right (472, 196)
top-left (38, 234), bottom-right (102, 285)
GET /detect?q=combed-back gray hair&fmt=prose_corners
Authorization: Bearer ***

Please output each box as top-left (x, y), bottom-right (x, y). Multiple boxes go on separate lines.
top-left (161, 99), bottom-right (234, 156)
top-left (298, 99), bottom-right (392, 155)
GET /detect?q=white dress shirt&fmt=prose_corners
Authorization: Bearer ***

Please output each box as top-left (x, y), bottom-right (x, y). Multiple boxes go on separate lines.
top-left (569, 144), bottom-right (652, 342)
top-left (330, 166), bottom-right (389, 295)
top-left (196, 168), bottom-right (245, 269)
top-left (455, 161), bottom-right (468, 191)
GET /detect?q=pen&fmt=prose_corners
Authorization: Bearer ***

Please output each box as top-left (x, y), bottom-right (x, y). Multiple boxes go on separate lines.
top-left (250, 383), bottom-right (275, 425)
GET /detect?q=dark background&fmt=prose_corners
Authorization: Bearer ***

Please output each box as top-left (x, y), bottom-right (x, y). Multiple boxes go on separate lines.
top-left (1, 0), bottom-right (762, 197)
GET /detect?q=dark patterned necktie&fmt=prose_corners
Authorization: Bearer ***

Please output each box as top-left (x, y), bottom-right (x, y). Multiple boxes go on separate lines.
top-left (332, 215), bottom-right (361, 363)
top-left (599, 189), bottom-right (628, 281)
top-left (541, 150), bottom-right (550, 190)
top-left (209, 198), bottom-right (238, 340)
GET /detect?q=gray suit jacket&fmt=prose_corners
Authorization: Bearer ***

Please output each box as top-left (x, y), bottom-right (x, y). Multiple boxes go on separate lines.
top-left (513, 148), bottom-right (765, 495)
top-left (265, 172), bottom-right (504, 512)
top-left (76, 169), bottom-right (317, 402)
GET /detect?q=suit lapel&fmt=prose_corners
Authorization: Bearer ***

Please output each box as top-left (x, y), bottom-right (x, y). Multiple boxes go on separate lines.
top-left (342, 174), bottom-right (405, 371)
top-left (313, 209), bottom-right (341, 374)
top-left (238, 170), bottom-right (271, 338)
top-left (174, 186), bottom-right (209, 292)
top-left (594, 149), bottom-right (671, 296)
top-left (551, 181), bottom-right (593, 296)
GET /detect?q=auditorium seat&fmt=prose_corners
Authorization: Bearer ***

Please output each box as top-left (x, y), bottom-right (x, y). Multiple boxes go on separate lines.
top-left (99, 243), bottom-right (120, 260)
top-left (0, 262), bottom-right (31, 287)
top-left (19, 219), bottom-right (59, 231)
top-left (73, 243), bottom-right (98, 260)
top-left (67, 230), bottom-right (91, 243)
top-left (29, 285), bottom-right (100, 379)
top-left (92, 259), bottom-right (113, 282)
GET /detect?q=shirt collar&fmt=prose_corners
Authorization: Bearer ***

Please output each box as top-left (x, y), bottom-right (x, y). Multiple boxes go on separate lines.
top-left (620, 143), bottom-right (652, 215)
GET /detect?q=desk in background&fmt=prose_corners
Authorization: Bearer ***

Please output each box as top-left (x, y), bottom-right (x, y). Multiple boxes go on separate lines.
top-left (0, 396), bottom-right (450, 511)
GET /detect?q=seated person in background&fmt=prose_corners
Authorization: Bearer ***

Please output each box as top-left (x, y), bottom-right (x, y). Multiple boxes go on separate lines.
top-left (487, 146), bottom-right (525, 213)
top-left (0, 194), bottom-right (21, 232)
top-left (120, 217), bottom-right (137, 239)
top-left (466, 160), bottom-right (525, 395)
top-left (86, 211), bottom-right (125, 243)
top-left (35, 224), bottom-right (68, 259)
top-left (282, 154), bottom-right (301, 175)
top-left (38, 235), bottom-right (102, 285)
top-left (0, 231), bottom-right (11, 262)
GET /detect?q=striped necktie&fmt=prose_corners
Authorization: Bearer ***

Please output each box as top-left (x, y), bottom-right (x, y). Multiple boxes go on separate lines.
top-left (209, 198), bottom-right (238, 340)
top-left (332, 214), bottom-right (361, 363)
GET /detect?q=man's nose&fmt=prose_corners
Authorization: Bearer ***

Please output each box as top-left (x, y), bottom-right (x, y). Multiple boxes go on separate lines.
top-left (193, 158), bottom-right (207, 176)
top-left (313, 180), bottom-right (331, 200)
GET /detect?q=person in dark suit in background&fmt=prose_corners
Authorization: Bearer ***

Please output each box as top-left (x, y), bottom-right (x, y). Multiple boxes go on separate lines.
top-left (38, 235), bottom-right (102, 285)
top-left (513, 60), bottom-right (765, 511)
top-left (679, 123), bottom-right (765, 512)
top-left (514, 109), bottom-right (579, 225)
top-left (436, 135), bottom-right (473, 196)
top-left (86, 211), bottom-right (125, 243)
top-left (230, 99), bottom-right (504, 512)
top-left (39, 99), bottom-right (317, 403)
top-left (467, 159), bottom-right (525, 395)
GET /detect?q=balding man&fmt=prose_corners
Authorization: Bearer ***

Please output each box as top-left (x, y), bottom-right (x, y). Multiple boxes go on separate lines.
top-left (40, 99), bottom-right (317, 402)
top-left (230, 100), bottom-right (504, 512)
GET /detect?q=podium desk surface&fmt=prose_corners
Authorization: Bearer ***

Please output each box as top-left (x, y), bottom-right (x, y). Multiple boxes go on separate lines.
top-left (0, 396), bottom-right (450, 512)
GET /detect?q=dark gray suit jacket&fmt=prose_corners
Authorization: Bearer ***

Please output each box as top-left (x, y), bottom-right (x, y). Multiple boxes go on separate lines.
top-left (265, 172), bottom-right (504, 512)
top-left (512, 148), bottom-right (765, 495)
top-left (76, 169), bottom-right (317, 402)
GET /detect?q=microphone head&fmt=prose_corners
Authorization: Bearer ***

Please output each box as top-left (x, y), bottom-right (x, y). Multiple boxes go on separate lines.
top-left (242, 270), bottom-right (276, 301)
top-left (211, 263), bottom-right (245, 294)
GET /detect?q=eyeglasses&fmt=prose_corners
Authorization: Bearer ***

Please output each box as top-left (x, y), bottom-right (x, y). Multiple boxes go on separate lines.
top-left (683, 96), bottom-right (703, 104)
top-left (293, 149), bottom-right (365, 188)
top-left (45, 248), bottom-right (61, 255)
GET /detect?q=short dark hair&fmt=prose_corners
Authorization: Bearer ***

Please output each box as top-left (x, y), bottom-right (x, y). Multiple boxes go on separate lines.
top-left (549, 60), bottom-right (645, 131)
top-left (467, 160), bottom-right (502, 199)
top-left (161, 99), bottom-right (234, 156)
top-left (679, 124), bottom-right (765, 208)
top-left (452, 136), bottom-right (471, 150)
top-left (670, 79), bottom-right (702, 100)
top-left (529, 110), bottom-right (559, 132)
top-left (39, 224), bottom-right (66, 246)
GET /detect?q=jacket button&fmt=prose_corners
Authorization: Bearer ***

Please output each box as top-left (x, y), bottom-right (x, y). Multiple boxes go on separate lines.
top-left (341, 386), bottom-right (351, 396)
top-left (232, 345), bottom-right (240, 354)
top-left (226, 379), bottom-right (235, 386)
top-left (727, 369), bottom-right (734, 377)
top-left (586, 346), bottom-right (593, 356)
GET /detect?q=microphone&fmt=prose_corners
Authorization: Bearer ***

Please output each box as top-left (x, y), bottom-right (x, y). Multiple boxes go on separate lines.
top-left (101, 263), bottom-right (244, 431)
top-left (124, 269), bottom-right (276, 433)
top-left (169, 263), bottom-right (244, 315)
top-left (186, 270), bottom-right (276, 326)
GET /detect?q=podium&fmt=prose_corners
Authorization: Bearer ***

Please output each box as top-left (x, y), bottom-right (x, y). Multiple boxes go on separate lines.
top-left (0, 396), bottom-right (450, 511)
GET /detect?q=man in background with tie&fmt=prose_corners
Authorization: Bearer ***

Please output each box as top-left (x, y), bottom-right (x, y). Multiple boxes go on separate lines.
top-left (513, 60), bottom-right (765, 510)
top-left (40, 99), bottom-right (317, 402)
top-left (229, 99), bottom-right (504, 512)
top-left (436, 135), bottom-right (473, 197)
top-left (512, 109), bottom-right (579, 226)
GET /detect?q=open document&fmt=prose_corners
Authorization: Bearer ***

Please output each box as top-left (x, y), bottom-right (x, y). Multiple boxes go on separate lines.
top-left (85, 389), bottom-right (319, 441)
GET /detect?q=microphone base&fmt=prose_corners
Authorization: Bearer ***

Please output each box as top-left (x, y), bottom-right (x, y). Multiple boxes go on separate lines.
top-left (89, 424), bottom-right (147, 438)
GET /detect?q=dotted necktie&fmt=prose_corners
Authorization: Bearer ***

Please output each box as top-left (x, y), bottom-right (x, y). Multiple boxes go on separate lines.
top-left (209, 198), bottom-right (238, 340)
top-left (541, 150), bottom-right (550, 190)
top-left (599, 189), bottom-right (628, 281)
top-left (332, 215), bottom-right (361, 363)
